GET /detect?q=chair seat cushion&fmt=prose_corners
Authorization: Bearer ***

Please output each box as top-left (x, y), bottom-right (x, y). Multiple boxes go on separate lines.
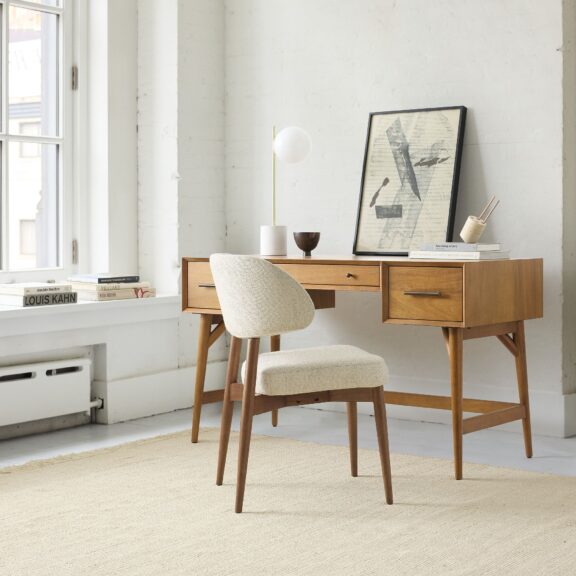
top-left (242, 345), bottom-right (389, 396)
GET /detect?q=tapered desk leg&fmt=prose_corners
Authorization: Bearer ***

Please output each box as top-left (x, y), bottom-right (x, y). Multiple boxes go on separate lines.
top-left (448, 327), bottom-right (464, 480)
top-left (270, 335), bottom-right (280, 427)
top-left (191, 314), bottom-right (213, 443)
top-left (514, 321), bottom-right (533, 458)
top-left (347, 401), bottom-right (358, 477)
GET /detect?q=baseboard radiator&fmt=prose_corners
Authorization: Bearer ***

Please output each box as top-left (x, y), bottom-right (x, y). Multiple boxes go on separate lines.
top-left (0, 359), bottom-right (93, 427)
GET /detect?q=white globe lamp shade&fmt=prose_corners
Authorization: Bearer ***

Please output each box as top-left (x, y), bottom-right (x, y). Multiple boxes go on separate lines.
top-left (273, 126), bottom-right (311, 164)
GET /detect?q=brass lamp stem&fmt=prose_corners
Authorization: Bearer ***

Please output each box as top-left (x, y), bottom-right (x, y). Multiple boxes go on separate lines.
top-left (272, 125), bottom-right (277, 226)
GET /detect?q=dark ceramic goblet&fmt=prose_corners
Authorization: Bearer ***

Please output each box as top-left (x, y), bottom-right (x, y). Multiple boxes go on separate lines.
top-left (293, 232), bottom-right (320, 257)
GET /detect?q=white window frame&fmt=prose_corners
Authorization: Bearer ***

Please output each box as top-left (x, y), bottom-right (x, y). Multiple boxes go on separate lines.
top-left (0, 0), bottom-right (77, 282)
top-left (19, 121), bottom-right (42, 157)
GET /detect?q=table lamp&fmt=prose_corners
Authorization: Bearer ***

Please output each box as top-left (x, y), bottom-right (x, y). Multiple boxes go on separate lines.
top-left (260, 126), bottom-right (311, 256)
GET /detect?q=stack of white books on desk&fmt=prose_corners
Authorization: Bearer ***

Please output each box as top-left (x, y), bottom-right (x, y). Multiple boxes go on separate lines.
top-left (409, 242), bottom-right (510, 260)
top-left (68, 274), bottom-right (156, 301)
top-left (0, 282), bottom-right (77, 307)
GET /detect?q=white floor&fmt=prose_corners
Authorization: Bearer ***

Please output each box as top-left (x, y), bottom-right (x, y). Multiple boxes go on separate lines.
top-left (2, 404), bottom-right (576, 477)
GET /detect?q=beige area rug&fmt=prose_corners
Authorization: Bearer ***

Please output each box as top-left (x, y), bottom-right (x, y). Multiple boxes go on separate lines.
top-left (1, 429), bottom-right (576, 576)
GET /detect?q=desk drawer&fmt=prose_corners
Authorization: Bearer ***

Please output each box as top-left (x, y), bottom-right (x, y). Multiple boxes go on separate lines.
top-left (187, 262), bottom-right (220, 310)
top-left (388, 267), bottom-right (463, 322)
top-left (277, 264), bottom-right (380, 288)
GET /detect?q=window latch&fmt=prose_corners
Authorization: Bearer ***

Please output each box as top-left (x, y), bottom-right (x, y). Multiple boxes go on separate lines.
top-left (72, 239), bottom-right (78, 265)
top-left (72, 65), bottom-right (78, 91)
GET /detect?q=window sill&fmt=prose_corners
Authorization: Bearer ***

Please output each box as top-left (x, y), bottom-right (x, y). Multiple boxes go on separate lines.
top-left (0, 294), bottom-right (181, 338)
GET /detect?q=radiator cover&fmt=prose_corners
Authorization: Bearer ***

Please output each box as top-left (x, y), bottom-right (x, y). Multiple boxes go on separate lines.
top-left (0, 358), bottom-right (92, 427)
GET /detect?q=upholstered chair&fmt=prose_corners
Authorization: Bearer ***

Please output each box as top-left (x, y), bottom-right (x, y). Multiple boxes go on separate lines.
top-left (210, 254), bottom-right (393, 513)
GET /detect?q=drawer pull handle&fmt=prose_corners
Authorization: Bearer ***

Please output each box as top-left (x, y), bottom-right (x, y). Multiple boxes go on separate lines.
top-left (404, 290), bottom-right (442, 297)
top-left (346, 273), bottom-right (357, 279)
top-left (198, 283), bottom-right (216, 289)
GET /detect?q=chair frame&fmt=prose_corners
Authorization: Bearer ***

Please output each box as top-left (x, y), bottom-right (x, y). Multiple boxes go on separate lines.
top-left (216, 335), bottom-right (394, 513)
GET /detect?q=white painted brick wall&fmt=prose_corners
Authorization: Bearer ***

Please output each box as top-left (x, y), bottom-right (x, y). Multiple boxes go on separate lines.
top-left (177, 0), bottom-right (227, 365)
top-left (177, 0), bottom-right (226, 260)
top-left (131, 0), bottom-right (572, 434)
top-left (224, 0), bottom-right (567, 434)
top-left (138, 0), bottom-right (227, 367)
top-left (137, 0), bottom-right (180, 295)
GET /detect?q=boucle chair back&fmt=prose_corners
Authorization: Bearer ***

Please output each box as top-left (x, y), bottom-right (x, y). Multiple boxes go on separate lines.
top-left (210, 254), bottom-right (315, 338)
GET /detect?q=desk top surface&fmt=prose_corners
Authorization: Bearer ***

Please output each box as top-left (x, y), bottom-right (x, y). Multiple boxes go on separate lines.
top-left (184, 254), bottom-right (542, 266)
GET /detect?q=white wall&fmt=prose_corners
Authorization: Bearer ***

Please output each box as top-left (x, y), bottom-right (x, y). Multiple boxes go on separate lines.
top-left (563, 0), bottom-right (576, 404)
top-left (0, 1), bottom-right (184, 433)
top-left (177, 0), bottom-right (228, 368)
top-left (7, 0), bottom-right (572, 437)
top-left (224, 0), bottom-right (573, 436)
top-left (1, 0), bottom-right (229, 434)
top-left (138, 0), bottom-right (179, 295)
top-left (86, 0), bottom-right (139, 276)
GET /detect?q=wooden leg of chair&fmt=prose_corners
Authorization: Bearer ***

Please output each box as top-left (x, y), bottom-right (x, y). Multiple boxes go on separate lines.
top-left (270, 335), bottom-right (280, 427)
top-left (347, 401), bottom-right (358, 477)
top-left (448, 327), bottom-right (464, 480)
top-left (191, 314), bottom-right (212, 443)
top-left (235, 338), bottom-right (260, 513)
top-left (514, 321), bottom-right (533, 458)
top-left (217, 336), bottom-right (242, 486)
top-left (372, 386), bottom-right (393, 504)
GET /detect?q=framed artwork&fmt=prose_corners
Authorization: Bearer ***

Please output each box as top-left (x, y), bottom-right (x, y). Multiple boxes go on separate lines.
top-left (353, 106), bottom-right (467, 256)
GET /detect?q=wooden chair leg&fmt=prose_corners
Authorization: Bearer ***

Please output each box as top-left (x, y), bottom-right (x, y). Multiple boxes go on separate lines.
top-left (347, 401), bottom-right (358, 477)
top-left (235, 338), bottom-right (260, 513)
top-left (372, 387), bottom-right (393, 504)
top-left (448, 327), bottom-right (464, 480)
top-left (270, 335), bottom-right (280, 427)
top-left (514, 321), bottom-right (533, 458)
top-left (191, 314), bottom-right (212, 443)
top-left (216, 336), bottom-right (242, 486)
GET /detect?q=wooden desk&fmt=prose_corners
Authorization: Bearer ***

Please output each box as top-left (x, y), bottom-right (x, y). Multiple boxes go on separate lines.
top-left (182, 255), bottom-right (543, 479)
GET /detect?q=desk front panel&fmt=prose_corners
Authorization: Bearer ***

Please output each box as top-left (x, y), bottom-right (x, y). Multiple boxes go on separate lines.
top-left (276, 263), bottom-right (380, 290)
top-left (388, 266), bottom-right (463, 323)
top-left (381, 259), bottom-right (543, 327)
top-left (183, 257), bottom-right (543, 329)
top-left (184, 260), bottom-right (339, 313)
top-left (185, 262), bottom-right (220, 311)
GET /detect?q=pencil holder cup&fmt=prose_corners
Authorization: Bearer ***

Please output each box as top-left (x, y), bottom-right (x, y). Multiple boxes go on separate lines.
top-left (460, 216), bottom-right (486, 243)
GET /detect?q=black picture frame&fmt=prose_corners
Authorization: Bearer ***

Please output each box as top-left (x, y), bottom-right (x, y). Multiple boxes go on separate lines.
top-left (353, 106), bottom-right (467, 256)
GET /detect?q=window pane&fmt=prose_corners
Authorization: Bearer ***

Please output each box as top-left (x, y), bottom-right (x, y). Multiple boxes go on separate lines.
top-left (20, 220), bottom-right (36, 255)
top-left (23, 1), bottom-right (61, 7)
top-left (9, 7), bottom-right (59, 137)
top-left (20, 121), bottom-right (42, 157)
top-left (8, 142), bottom-right (59, 270)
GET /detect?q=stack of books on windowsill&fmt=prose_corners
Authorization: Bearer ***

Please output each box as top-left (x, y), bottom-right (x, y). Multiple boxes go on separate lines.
top-left (0, 282), bottom-right (77, 307)
top-left (68, 274), bottom-right (156, 301)
top-left (409, 242), bottom-right (510, 260)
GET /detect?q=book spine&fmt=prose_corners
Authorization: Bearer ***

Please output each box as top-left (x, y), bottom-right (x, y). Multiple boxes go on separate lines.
top-left (21, 292), bottom-right (78, 306)
top-left (420, 243), bottom-right (500, 252)
top-left (78, 288), bottom-right (156, 301)
top-left (69, 275), bottom-right (140, 284)
top-left (89, 291), bottom-right (137, 301)
top-left (20, 285), bottom-right (72, 295)
top-left (96, 276), bottom-right (140, 284)
top-left (70, 281), bottom-right (151, 291)
top-left (409, 251), bottom-right (479, 260)
top-left (420, 243), bottom-right (473, 251)
top-left (0, 285), bottom-right (73, 296)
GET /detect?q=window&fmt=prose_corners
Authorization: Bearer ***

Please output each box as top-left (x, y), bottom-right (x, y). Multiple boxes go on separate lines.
top-left (19, 122), bottom-right (41, 157)
top-left (1, 0), bottom-right (72, 273)
top-left (19, 219), bottom-right (35, 255)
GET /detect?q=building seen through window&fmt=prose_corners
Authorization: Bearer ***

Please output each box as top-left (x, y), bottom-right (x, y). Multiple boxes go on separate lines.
top-left (5, 1), bottom-right (62, 271)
